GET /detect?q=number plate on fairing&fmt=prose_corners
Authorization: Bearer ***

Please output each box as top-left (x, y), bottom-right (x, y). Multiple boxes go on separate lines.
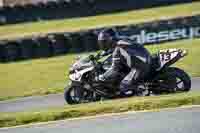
top-left (158, 48), bottom-right (180, 70)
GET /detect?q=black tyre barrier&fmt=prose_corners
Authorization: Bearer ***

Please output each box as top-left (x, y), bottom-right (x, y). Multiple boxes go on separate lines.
top-left (18, 39), bottom-right (35, 60)
top-left (0, 41), bottom-right (5, 62)
top-left (44, 1), bottom-right (60, 20)
top-left (0, 16), bottom-right (6, 25)
top-left (35, 2), bottom-right (47, 21)
top-left (33, 36), bottom-right (54, 58)
top-left (0, 0), bottom-right (192, 25)
top-left (0, 8), bottom-right (6, 25)
top-left (1, 6), bottom-right (11, 24)
top-left (15, 5), bottom-right (27, 23)
top-left (5, 6), bottom-right (17, 24)
top-left (47, 34), bottom-right (69, 55)
top-left (190, 15), bottom-right (200, 27)
top-left (1, 41), bottom-right (21, 62)
top-left (8, 6), bottom-right (23, 23)
top-left (0, 15), bottom-right (200, 63)
top-left (24, 4), bottom-right (40, 22)
top-left (68, 33), bottom-right (85, 52)
top-left (116, 15), bottom-right (200, 45)
top-left (82, 31), bottom-right (98, 51)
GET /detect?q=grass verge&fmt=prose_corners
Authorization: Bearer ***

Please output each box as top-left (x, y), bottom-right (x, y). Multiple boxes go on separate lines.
top-left (0, 38), bottom-right (200, 101)
top-left (0, 2), bottom-right (199, 40)
top-left (0, 92), bottom-right (200, 128)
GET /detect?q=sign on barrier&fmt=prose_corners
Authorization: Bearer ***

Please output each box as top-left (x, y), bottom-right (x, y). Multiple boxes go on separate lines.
top-left (128, 27), bottom-right (200, 44)
top-left (0, 15), bottom-right (199, 62)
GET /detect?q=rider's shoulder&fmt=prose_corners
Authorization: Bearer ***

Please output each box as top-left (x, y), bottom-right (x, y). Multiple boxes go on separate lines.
top-left (116, 37), bottom-right (132, 46)
top-left (116, 36), bottom-right (143, 48)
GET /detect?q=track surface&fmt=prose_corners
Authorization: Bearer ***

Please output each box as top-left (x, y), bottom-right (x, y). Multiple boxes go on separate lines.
top-left (1, 106), bottom-right (200, 133)
top-left (0, 78), bottom-right (200, 113)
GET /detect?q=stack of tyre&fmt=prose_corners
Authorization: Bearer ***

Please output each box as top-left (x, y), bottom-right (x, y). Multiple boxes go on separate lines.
top-left (0, 31), bottom-right (98, 62)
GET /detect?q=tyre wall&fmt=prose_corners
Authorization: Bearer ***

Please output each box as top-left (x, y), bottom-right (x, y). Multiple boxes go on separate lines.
top-left (0, 15), bottom-right (199, 62)
top-left (0, 0), bottom-right (192, 25)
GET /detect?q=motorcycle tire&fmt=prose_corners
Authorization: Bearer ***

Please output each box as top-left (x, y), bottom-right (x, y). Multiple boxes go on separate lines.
top-left (156, 67), bottom-right (191, 93)
top-left (64, 86), bottom-right (81, 105)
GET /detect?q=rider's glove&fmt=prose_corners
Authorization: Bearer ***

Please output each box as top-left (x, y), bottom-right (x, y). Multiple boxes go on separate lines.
top-left (99, 51), bottom-right (107, 57)
top-left (98, 74), bottom-right (106, 81)
top-left (99, 49), bottom-right (112, 57)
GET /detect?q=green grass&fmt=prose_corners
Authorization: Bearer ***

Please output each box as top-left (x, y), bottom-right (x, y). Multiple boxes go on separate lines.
top-left (0, 91), bottom-right (200, 128)
top-left (0, 38), bottom-right (200, 101)
top-left (0, 2), bottom-right (199, 40)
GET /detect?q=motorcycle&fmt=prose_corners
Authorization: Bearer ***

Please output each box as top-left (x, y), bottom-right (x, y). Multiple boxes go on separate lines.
top-left (64, 48), bottom-right (191, 104)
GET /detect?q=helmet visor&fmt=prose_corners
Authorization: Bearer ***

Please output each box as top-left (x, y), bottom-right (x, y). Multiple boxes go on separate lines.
top-left (98, 32), bottom-right (112, 50)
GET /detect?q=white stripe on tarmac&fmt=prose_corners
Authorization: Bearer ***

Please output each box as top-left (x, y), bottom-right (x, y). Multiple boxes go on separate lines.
top-left (1, 105), bottom-right (200, 130)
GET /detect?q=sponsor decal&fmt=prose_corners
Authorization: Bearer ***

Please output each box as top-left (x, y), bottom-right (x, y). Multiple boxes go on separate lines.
top-left (129, 27), bottom-right (200, 44)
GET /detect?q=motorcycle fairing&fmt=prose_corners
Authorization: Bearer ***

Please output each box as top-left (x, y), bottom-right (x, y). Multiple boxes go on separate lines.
top-left (156, 48), bottom-right (185, 71)
top-left (69, 66), bottom-right (94, 82)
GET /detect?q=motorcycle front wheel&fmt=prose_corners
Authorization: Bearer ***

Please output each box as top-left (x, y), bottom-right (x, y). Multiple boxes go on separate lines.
top-left (64, 85), bottom-right (100, 105)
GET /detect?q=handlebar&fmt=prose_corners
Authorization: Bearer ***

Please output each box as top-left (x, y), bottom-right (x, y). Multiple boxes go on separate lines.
top-left (88, 53), bottom-right (102, 62)
top-left (88, 54), bottom-right (104, 70)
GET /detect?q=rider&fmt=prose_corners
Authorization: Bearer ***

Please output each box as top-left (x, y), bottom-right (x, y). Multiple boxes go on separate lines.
top-left (97, 28), bottom-right (151, 95)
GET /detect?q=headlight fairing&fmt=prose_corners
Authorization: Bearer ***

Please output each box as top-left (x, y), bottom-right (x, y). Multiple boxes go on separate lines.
top-left (69, 69), bottom-right (75, 74)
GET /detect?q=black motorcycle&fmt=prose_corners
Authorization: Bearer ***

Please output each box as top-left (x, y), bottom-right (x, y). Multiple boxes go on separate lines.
top-left (64, 48), bottom-right (191, 104)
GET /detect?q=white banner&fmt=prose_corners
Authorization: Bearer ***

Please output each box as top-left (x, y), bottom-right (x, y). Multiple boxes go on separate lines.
top-left (129, 27), bottom-right (200, 44)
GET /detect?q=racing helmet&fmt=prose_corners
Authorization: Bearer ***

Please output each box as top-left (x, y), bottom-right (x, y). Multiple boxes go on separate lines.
top-left (98, 28), bottom-right (118, 50)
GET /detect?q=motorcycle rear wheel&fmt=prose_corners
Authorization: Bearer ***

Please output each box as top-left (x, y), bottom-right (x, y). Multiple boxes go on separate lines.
top-left (154, 67), bottom-right (191, 93)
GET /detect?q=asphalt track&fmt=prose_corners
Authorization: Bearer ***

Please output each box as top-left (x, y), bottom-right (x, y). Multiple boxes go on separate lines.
top-left (1, 106), bottom-right (200, 133)
top-left (0, 78), bottom-right (200, 113)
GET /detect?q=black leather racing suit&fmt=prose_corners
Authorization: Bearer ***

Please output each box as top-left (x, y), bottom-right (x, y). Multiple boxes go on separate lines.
top-left (101, 38), bottom-right (151, 92)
